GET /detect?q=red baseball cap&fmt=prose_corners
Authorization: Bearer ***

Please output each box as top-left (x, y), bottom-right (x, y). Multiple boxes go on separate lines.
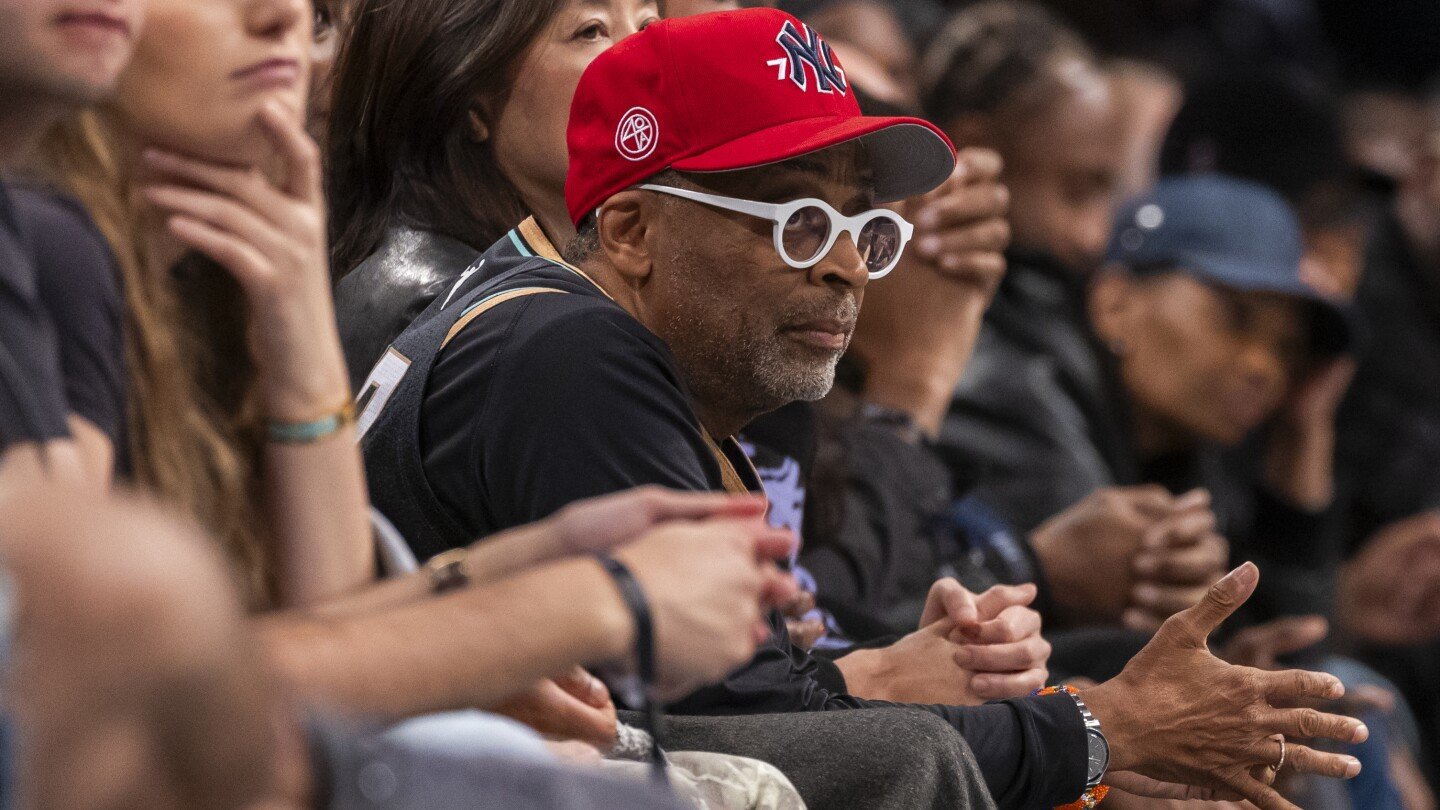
top-left (565, 8), bottom-right (957, 226)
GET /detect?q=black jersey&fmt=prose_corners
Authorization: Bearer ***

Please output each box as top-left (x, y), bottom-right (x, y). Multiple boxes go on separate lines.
top-left (358, 217), bottom-right (758, 559)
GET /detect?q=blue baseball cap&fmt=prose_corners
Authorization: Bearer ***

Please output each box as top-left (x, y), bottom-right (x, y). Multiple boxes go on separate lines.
top-left (1106, 175), bottom-right (1354, 357)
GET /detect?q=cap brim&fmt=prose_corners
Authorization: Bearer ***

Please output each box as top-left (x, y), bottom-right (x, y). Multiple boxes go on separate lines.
top-left (1174, 252), bottom-right (1356, 357)
top-left (671, 115), bottom-right (956, 203)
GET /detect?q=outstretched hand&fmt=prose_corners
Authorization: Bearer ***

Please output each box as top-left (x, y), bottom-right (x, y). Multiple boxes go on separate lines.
top-left (1082, 563), bottom-right (1367, 810)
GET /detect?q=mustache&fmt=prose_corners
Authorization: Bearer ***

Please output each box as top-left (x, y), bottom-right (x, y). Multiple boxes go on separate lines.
top-left (779, 294), bottom-right (859, 332)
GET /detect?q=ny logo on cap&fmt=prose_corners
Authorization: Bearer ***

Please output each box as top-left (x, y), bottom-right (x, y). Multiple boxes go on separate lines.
top-left (615, 106), bottom-right (659, 161)
top-left (767, 21), bottom-right (848, 95)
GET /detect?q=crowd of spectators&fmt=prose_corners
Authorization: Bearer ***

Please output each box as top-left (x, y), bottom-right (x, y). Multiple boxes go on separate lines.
top-left (1, 0), bottom-right (1438, 808)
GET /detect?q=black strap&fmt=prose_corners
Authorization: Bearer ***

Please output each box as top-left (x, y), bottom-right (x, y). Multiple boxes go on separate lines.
top-left (595, 554), bottom-right (666, 779)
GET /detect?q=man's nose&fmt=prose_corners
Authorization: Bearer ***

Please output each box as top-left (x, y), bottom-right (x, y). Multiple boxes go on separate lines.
top-left (808, 232), bottom-right (869, 289)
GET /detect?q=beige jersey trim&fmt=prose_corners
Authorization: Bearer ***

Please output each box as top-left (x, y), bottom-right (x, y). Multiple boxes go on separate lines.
top-left (441, 287), bottom-right (570, 349)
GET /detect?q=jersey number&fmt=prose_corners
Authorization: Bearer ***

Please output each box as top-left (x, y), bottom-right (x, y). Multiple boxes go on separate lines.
top-left (355, 347), bottom-right (412, 440)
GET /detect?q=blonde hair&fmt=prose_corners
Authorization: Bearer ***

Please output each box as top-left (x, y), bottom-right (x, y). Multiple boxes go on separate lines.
top-left (34, 111), bottom-right (273, 606)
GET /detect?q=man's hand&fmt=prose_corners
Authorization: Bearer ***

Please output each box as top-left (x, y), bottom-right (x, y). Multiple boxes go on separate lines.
top-left (849, 149), bottom-right (1010, 437)
top-left (839, 579), bottom-right (1049, 705)
top-left (924, 579), bottom-right (1050, 699)
top-left (1338, 511), bottom-right (1440, 646)
top-left (1030, 486), bottom-right (1174, 625)
top-left (780, 589), bottom-right (826, 651)
top-left (1082, 563), bottom-right (1368, 810)
top-left (1124, 489), bottom-right (1230, 632)
top-left (1264, 358), bottom-right (1356, 511)
top-left (491, 668), bottom-right (618, 750)
top-left (905, 148), bottom-right (1011, 291)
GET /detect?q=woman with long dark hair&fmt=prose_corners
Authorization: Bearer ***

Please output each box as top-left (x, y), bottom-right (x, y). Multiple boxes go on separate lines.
top-left (328, 0), bottom-right (659, 384)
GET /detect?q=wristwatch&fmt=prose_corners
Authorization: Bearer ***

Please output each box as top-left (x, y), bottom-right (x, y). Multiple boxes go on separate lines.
top-left (1071, 690), bottom-right (1110, 789)
top-left (1036, 685), bottom-right (1110, 808)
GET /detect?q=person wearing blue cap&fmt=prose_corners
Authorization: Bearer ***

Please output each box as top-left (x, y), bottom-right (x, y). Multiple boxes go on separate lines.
top-left (944, 174), bottom-right (1355, 624)
top-left (939, 174), bottom-right (1396, 806)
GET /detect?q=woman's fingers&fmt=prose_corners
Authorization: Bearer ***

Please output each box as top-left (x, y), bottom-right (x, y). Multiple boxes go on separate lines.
top-left (144, 185), bottom-right (287, 260)
top-left (142, 149), bottom-right (288, 223)
top-left (552, 667), bottom-right (610, 709)
top-left (963, 604), bottom-right (1042, 644)
top-left (257, 101), bottom-right (323, 202)
top-left (973, 582), bottom-right (1039, 616)
top-left (166, 216), bottom-right (269, 287)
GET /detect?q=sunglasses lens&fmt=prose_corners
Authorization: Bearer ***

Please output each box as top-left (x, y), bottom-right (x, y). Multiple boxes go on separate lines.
top-left (858, 216), bottom-right (903, 274)
top-left (781, 205), bottom-right (831, 265)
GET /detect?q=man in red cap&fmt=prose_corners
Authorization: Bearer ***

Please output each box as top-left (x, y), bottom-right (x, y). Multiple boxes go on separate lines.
top-left (360, 9), bottom-right (1367, 809)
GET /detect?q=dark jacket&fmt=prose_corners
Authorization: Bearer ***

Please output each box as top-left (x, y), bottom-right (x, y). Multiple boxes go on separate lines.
top-left (936, 253), bottom-right (1338, 625)
top-left (334, 227), bottom-right (480, 387)
top-left (785, 394), bottom-right (1045, 638)
top-left (1335, 211), bottom-right (1440, 550)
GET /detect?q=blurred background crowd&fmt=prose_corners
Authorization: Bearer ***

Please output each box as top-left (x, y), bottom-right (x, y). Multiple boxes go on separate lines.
top-left (3, 0), bottom-right (1440, 807)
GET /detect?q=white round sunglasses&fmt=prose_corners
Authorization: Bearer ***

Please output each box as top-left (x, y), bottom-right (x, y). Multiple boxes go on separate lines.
top-left (637, 183), bottom-right (914, 279)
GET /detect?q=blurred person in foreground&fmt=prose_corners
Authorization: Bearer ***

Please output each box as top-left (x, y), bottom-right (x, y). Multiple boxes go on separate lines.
top-left (360, 9), bottom-right (1370, 809)
top-left (39, 0), bottom-right (806, 806)
top-left (0, 0), bottom-right (128, 485)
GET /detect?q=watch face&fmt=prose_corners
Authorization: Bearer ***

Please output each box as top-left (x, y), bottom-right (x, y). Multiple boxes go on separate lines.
top-left (1086, 729), bottom-right (1110, 783)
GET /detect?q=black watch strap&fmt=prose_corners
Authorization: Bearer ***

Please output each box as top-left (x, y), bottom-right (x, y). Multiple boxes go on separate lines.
top-left (595, 555), bottom-right (666, 777)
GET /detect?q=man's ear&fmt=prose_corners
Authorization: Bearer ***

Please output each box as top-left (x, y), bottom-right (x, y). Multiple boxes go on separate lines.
top-left (596, 191), bottom-right (657, 283)
top-left (1088, 264), bottom-right (1134, 350)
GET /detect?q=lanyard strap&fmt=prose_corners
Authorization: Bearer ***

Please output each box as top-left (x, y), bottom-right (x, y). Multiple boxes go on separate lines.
top-left (595, 554), bottom-right (666, 780)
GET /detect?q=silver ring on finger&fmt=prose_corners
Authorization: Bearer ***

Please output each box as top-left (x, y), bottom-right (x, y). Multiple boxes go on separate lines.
top-left (1269, 736), bottom-right (1286, 773)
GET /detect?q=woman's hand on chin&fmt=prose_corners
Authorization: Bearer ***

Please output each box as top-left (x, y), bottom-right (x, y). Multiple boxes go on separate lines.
top-left (140, 101), bottom-right (350, 418)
